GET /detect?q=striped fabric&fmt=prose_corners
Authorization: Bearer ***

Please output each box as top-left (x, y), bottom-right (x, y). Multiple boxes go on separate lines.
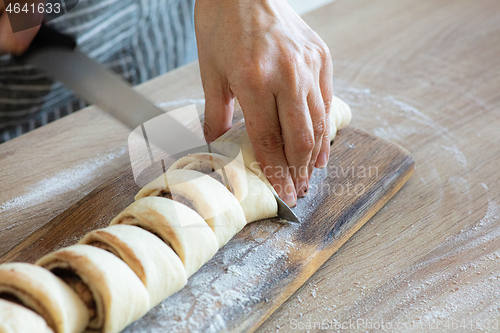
top-left (0, 0), bottom-right (197, 143)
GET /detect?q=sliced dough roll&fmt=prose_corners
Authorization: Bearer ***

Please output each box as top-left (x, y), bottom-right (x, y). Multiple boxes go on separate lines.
top-left (135, 169), bottom-right (247, 248)
top-left (79, 224), bottom-right (187, 307)
top-left (0, 299), bottom-right (54, 333)
top-left (36, 245), bottom-right (150, 333)
top-left (329, 95), bottom-right (352, 140)
top-left (213, 96), bottom-right (352, 183)
top-left (109, 197), bottom-right (218, 276)
top-left (168, 152), bottom-right (277, 223)
top-left (0, 263), bottom-right (89, 333)
top-left (211, 119), bottom-right (269, 188)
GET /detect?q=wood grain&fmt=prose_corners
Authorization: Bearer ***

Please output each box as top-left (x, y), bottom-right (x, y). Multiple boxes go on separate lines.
top-left (1, 0), bottom-right (499, 330)
top-left (0, 127), bottom-right (413, 332)
top-left (259, 0), bottom-right (500, 331)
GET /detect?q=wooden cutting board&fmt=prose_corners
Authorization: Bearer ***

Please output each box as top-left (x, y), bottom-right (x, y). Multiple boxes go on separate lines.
top-left (0, 127), bottom-right (413, 332)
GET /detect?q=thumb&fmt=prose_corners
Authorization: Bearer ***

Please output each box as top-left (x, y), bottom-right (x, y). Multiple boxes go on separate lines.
top-left (202, 74), bottom-right (235, 142)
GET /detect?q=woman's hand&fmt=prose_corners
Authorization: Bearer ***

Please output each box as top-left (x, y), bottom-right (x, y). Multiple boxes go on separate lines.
top-left (195, 0), bottom-right (333, 207)
top-left (0, 3), bottom-right (40, 55)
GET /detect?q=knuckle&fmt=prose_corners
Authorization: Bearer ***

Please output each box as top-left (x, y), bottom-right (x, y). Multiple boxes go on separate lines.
top-left (254, 132), bottom-right (283, 154)
top-left (238, 70), bottom-right (260, 89)
top-left (314, 38), bottom-right (331, 59)
top-left (279, 57), bottom-right (300, 80)
top-left (238, 58), bottom-right (270, 89)
top-left (302, 40), bottom-right (329, 68)
top-left (313, 119), bottom-right (326, 140)
top-left (319, 43), bottom-right (331, 60)
top-left (324, 99), bottom-right (332, 114)
top-left (290, 131), bottom-right (315, 154)
top-left (303, 52), bottom-right (316, 68)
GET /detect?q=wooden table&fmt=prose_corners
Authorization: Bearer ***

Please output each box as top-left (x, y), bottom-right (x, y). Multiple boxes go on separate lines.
top-left (1, 0), bottom-right (499, 331)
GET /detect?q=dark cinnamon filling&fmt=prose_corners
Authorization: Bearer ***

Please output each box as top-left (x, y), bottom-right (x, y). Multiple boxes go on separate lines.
top-left (119, 216), bottom-right (178, 256)
top-left (209, 172), bottom-right (227, 188)
top-left (0, 292), bottom-right (23, 306)
top-left (0, 287), bottom-right (56, 331)
top-left (136, 224), bottom-right (179, 257)
top-left (159, 189), bottom-right (173, 200)
top-left (189, 164), bottom-right (229, 189)
top-left (175, 161), bottom-right (232, 192)
top-left (157, 190), bottom-right (199, 214)
top-left (87, 241), bottom-right (121, 259)
top-left (189, 163), bottom-right (215, 174)
top-left (51, 268), bottom-right (97, 319)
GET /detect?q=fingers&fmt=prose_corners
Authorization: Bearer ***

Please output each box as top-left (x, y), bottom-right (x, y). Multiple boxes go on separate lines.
top-left (315, 42), bottom-right (334, 169)
top-left (315, 98), bottom-right (331, 169)
top-left (306, 85), bottom-right (327, 178)
top-left (200, 65), bottom-right (235, 143)
top-left (277, 91), bottom-right (315, 198)
top-left (238, 90), bottom-right (297, 207)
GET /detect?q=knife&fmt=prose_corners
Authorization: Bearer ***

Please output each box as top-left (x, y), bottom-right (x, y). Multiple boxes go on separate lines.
top-left (17, 24), bottom-right (300, 223)
top-left (17, 24), bottom-right (206, 158)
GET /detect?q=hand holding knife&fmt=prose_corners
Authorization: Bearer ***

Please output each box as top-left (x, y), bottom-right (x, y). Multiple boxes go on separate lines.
top-left (17, 24), bottom-right (300, 223)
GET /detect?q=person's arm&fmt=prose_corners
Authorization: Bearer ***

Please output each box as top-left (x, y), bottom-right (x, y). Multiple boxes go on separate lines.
top-left (0, 4), bottom-right (40, 55)
top-left (195, 0), bottom-right (333, 207)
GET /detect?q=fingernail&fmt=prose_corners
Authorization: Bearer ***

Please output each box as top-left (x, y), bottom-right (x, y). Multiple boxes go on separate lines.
top-left (283, 191), bottom-right (297, 208)
top-left (297, 181), bottom-right (308, 198)
top-left (316, 153), bottom-right (328, 169)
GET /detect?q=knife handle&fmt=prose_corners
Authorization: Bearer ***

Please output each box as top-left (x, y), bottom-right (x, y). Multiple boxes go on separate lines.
top-left (15, 24), bottom-right (76, 62)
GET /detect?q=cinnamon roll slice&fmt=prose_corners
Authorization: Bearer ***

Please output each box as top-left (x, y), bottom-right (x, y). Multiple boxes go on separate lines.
top-left (168, 152), bottom-right (277, 223)
top-left (36, 245), bottom-right (150, 333)
top-left (0, 299), bottom-right (54, 333)
top-left (211, 119), bottom-right (269, 187)
top-left (0, 263), bottom-right (89, 333)
top-left (110, 197), bottom-right (218, 277)
top-left (135, 169), bottom-right (247, 247)
top-left (79, 224), bottom-right (187, 307)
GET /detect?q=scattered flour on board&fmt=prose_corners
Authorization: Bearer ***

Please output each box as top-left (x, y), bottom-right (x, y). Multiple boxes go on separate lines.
top-left (339, 87), bottom-right (467, 167)
top-left (123, 223), bottom-right (300, 333)
top-left (8, 90), bottom-right (481, 331)
top-left (338, 85), bottom-right (473, 216)
top-left (251, 85), bottom-right (496, 332)
top-left (127, 87), bottom-right (485, 332)
top-left (316, 185), bottom-right (500, 330)
top-left (0, 147), bottom-right (127, 224)
top-left (403, 194), bottom-right (500, 326)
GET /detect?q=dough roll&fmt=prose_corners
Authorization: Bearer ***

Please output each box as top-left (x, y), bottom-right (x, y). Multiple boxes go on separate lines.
top-left (168, 152), bottom-right (277, 223)
top-left (211, 120), bottom-right (269, 187)
top-left (329, 95), bottom-right (352, 140)
top-left (135, 169), bottom-right (247, 247)
top-left (79, 224), bottom-right (187, 307)
top-left (109, 197), bottom-right (218, 277)
top-left (212, 95), bottom-right (352, 183)
top-left (36, 245), bottom-right (150, 333)
top-left (0, 299), bottom-right (54, 333)
top-left (0, 263), bottom-right (89, 333)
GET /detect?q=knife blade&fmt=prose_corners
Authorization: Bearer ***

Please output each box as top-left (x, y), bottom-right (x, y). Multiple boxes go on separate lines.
top-left (18, 24), bottom-right (300, 224)
top-left (275, 194), bottom-right (300, 224)
top-left (19, 25), bottom-right (206, 158)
